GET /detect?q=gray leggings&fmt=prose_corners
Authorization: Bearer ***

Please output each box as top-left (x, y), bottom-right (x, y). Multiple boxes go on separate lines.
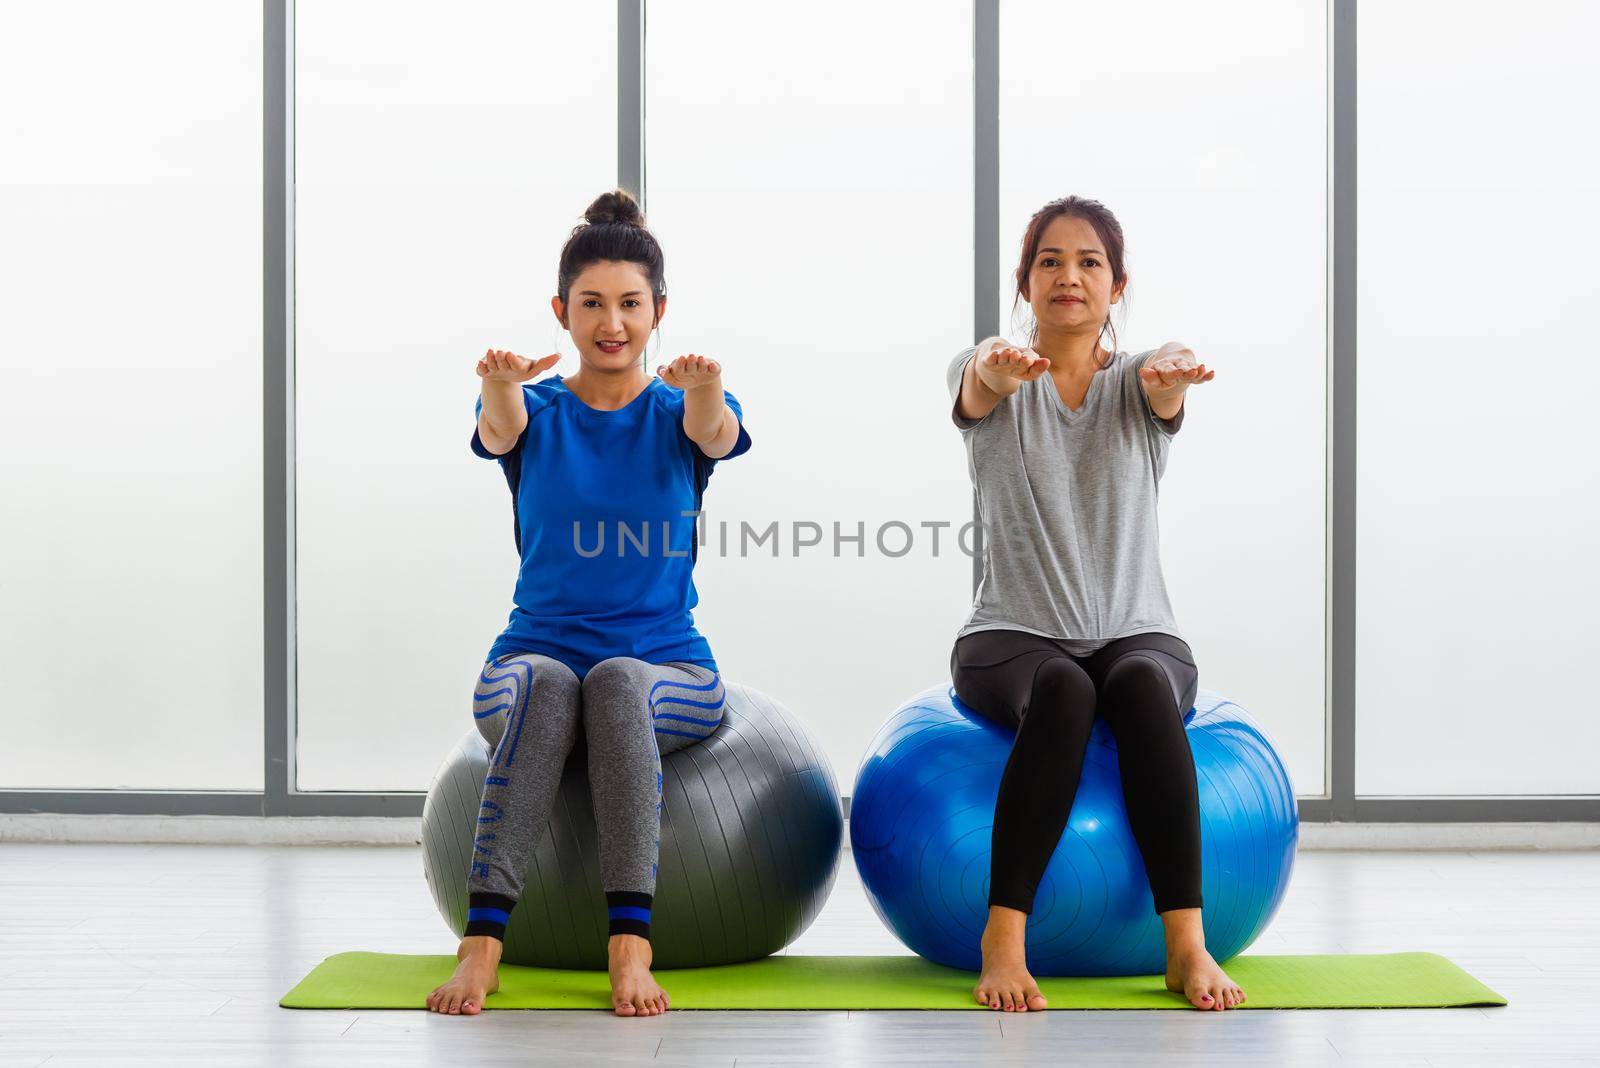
top-left (462, 652), bottom-right (726, 942)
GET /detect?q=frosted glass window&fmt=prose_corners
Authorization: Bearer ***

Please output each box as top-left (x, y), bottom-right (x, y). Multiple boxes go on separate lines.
top-left (0, 1), bottom-right (263, 789)
top-left (294, 1), bottom-right (617, 790)
top-left (645, 0), bottom-right (975, 787)
top-left (1356, 2), bottom-right (1600, 796)
top-left (1000, 0), bottom-right (1330, 795)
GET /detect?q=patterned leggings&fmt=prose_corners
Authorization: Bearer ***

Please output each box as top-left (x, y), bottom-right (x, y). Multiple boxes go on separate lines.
top-left (463, 652), bottom-right (726, 942)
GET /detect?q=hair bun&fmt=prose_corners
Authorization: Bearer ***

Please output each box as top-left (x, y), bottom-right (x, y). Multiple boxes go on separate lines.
top-left (582, 188), bottom-right (645, 228)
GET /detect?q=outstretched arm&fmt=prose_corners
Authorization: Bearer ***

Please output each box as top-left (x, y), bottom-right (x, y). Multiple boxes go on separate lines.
top-left (659, 354), bottom-right (740, 459)
top-left (1138, 341), bottom-right (1215, 420)
top-left (475, 347), bottom-right (561, 455)
top-left (958, 337), bottom-right (1052, 422)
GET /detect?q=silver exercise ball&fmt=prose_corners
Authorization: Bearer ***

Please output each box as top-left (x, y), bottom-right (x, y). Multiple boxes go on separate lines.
top-left (421, 680), bottom-right (842, 969)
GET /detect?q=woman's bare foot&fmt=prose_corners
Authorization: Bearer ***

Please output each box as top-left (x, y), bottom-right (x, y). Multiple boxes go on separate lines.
top-left (608, 934), bottom-right (669, 1016)
top-left (1161, 907), bottom-right (1245, 1010)
top-left (1165, 942), bottom-right (1245, 1010)
top-left (426, 935), bottom-right (501, 1015)
top-left (973, 906), bottom-right (1048, 1012)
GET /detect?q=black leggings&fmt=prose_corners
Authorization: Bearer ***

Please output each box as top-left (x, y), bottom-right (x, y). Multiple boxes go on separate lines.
top-left (950, 629), bottom-right (1203, 916)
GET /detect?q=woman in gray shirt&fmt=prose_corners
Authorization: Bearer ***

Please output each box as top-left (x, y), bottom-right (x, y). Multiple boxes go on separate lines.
top-left (947, 196), bottom-right (1238, 1013)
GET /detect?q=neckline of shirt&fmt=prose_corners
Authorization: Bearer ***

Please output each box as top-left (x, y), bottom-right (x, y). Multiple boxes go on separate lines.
top-left (552, 373), bottom-right (660, 416)
top-left (1040, 349), bottom-right (1122, 420)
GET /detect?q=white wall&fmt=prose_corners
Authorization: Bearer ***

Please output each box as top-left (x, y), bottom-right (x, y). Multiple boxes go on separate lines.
top-left (644, 0), bottom-right (976, 793)
top-left (6, 1), bottom-right (1594, 803)
top-left (291, 0), bottom-right (617, 790)
top-left (1000, 0), bottom-right (1331, 795)
top-left (0, 1), bottom-right (262, 789)
top-left (1354, 1), bottom-right (1600, 795)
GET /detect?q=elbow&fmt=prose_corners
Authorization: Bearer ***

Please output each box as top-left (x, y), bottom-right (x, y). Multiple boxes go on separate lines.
top-left (481, 412), bottom-right (527, 444)
top-left (685, 407), bottom-right (736, 454)
top-left (684, 420), bottom-right (721, 448)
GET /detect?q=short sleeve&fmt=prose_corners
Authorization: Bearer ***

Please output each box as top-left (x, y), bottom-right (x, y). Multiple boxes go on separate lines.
top-left (1129, 350), bottom-right (1185, 438)
top-left (692, 388), bottom-right (752, 462)
top-left (470, 388), bottom-right (534, 460)
top-left (946, 346), bottom-right (988, 432)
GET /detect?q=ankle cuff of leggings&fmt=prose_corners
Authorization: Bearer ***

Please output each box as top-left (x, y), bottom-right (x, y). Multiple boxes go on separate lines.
top-left (987, 888), bottom-right (1035, 916)
top-left (465, 892), bottom-right (517, 940)
top-left (1154, 894), bottom-right (1204, 915)
top-left (606, 890), bottom-right (653, 940)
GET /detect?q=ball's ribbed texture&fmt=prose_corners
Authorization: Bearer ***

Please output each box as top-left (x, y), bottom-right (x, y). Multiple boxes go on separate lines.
top-left (850, 684), bottom-right (1297, 976)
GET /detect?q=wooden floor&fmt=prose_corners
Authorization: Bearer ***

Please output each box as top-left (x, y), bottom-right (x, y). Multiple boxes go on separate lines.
top-left (0, 843), bottom-right (1595, 1066)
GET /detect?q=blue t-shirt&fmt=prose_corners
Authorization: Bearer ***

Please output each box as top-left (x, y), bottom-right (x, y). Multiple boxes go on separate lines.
top-left (471, 374), bottom-right (752, 678)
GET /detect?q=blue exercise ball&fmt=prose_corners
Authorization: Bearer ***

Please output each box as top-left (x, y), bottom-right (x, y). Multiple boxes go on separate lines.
top-left (850, 683), bottom-right (1297, 976)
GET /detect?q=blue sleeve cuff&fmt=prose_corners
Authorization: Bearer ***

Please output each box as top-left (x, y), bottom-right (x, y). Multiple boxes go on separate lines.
top-left (712, 419), bottom-right (753, 461)
top-left (471, 425), bottom-right (517, 459)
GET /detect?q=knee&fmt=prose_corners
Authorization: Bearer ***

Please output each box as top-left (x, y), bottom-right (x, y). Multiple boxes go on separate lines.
top-left (1103, 654), bottom-right (1172, 703)
top-left (1103, 655), bottom-right (1185, 727)
top-left (474, 655), bottom-right (580, 746)
top-left (583, 656), bottom-right (649, 693)
top-left (581, 657), bottom-right (652, 720)
top-left (1021, 658), bottom-right (1095, 731)
top-left (477, 654), bottom-right (579, 706)
top-left (1028, 657), bottom-right (1094, 708)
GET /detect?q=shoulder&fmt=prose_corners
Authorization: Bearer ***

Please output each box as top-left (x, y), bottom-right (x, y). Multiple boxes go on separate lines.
top-left (948, 345), bottom-right (979, 374)
top-left (946, 345), bottom-right (980, 393)
top-left (648, 378), bottom-right (685, 417)
top-left (475, 378), bottom-right (560, 421)
top-left (524, 377), bottom-right (564, 414)
top-left (648, 380), bottom-right (747, 419)
top-left (1120, 348), bottom-right (1160, 387)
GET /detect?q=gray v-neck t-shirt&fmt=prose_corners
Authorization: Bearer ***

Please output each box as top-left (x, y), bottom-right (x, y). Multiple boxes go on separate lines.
top-left (947, 345), bottom-right (1186, 654)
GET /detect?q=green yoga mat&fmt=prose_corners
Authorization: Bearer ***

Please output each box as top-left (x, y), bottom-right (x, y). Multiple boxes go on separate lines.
top-left (281, 952), bottom-right (1505, 1010)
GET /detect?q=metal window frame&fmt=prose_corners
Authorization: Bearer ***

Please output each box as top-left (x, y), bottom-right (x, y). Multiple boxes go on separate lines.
top-left (3, 0), bottom-right (1594, 821)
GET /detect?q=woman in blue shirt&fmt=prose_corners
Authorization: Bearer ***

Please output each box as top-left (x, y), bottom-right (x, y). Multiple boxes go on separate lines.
top-left (428, 190), bottom-right (751, 1018)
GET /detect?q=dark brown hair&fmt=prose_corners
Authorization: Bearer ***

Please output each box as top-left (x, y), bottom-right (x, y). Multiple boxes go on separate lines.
top-left (1011, 196), bottom-right (1128, 370)
top-left (555, 189), bottom-right (666, 326)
